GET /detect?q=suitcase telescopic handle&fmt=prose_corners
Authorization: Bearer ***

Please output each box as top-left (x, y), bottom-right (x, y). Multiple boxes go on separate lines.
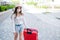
top-left (27, 28), bottom-right (32, 34)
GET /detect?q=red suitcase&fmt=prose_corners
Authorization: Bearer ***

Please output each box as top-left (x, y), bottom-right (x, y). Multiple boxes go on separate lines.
top-left (23, 28), bottom-right (38, 40)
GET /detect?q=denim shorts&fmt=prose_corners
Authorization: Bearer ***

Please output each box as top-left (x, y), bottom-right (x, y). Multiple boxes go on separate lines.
top-left (15, 24), bottom-right (23, 33)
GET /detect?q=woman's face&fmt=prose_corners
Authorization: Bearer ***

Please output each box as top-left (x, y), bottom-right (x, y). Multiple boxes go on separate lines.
top-left (17, 7), bottom-right (21, 13)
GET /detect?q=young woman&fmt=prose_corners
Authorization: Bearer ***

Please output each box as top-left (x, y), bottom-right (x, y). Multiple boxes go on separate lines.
top-left (11, 6), bottom-right (26, 40)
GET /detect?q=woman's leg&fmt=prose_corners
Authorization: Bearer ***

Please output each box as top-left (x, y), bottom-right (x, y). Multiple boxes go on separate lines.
top-left (19, 24), bottom-right (23, 40)
top-left (19, 32), bottom-right (22, 40)
top-left (14, 32), bottom-right (18, 40)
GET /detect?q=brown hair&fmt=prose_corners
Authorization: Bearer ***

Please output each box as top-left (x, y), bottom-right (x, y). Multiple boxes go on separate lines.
top-left (12, 6), bottom-right (23, 19)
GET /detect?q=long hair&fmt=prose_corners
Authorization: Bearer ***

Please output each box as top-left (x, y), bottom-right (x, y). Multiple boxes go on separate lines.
top-left (12, 6), bottom-right (23, 19)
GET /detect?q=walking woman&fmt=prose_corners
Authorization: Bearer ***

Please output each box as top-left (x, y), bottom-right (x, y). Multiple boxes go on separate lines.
top-left (11, 6), bottom-right (26, 40)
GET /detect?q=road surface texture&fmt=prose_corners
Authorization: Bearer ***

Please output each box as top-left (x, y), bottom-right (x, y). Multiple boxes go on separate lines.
top-left (0, 10), bottom-right (60, 40)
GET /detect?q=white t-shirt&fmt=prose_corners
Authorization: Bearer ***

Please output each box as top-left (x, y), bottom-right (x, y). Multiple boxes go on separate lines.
top-left (11, 14), bottom-right (25, 32)
top-left (12, 14), bottom-right (25, 24)
top-left (15, 15), bottom-right (24, 25)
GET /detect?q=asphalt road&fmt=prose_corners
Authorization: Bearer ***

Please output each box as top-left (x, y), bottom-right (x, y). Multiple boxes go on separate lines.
top-left (0, 10), bottom-right (60, 40)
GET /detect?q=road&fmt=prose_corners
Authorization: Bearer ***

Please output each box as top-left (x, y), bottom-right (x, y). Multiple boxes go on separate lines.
top-left (0, 10), bottom-right (60, 40)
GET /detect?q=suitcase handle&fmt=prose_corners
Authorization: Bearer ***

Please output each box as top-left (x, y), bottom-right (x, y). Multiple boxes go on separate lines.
top-left (27, 28), bottom-right (32, 34)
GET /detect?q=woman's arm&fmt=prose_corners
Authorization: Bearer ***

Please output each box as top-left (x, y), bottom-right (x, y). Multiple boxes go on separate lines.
top-left (22, 16), bottom-right (26, 28)
top-left (11, 14), bottom-right (15, 32)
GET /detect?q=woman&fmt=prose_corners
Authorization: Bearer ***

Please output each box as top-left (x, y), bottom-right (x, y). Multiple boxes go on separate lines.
top-left (11, 6), bottom-right (26, 40)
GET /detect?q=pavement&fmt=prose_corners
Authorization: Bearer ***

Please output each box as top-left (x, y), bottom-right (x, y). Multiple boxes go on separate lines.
top-left (0, 9), bottom-right (60, 40)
